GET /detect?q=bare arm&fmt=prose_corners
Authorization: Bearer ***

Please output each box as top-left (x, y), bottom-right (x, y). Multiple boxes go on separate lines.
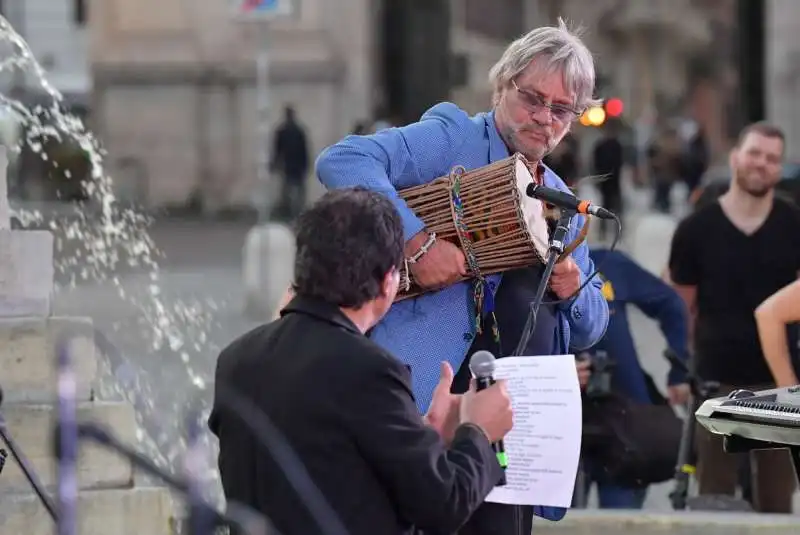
top-left (666, 217), bottom-right (701, 352)
top-left (755, 280), bottom-right (800, 387)
top-left (669, 280), bottom-right (698, 350)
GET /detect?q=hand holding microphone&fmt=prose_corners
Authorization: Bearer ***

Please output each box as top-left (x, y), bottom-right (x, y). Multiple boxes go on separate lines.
top-left (460, 351), bottom-right (513, 485)
top-left (459, 376), bottom-right (513, 443)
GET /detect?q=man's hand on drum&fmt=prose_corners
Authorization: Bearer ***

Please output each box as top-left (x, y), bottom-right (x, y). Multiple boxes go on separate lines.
top-left (549, 257), bottom-right (581, 299)
top-left (406, 231), bottom-right (467, 289)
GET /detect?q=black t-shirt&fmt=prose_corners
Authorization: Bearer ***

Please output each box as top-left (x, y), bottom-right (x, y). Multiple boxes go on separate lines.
top-left (668, 199), bottom-right (800, 385)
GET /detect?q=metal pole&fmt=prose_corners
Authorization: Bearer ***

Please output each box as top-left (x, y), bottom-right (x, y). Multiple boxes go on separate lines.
top-left (0, 147), bottom-right (9, 229)
top-left (0, 148), bottom-right (13, 301)
top-left (256, 29), bottom-right (271, 224)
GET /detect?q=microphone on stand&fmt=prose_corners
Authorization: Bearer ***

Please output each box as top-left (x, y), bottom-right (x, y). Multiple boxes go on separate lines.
top-left (526, 183), bottom-right (616, 220)
top-left (469, 350), bottom-right (507, 486)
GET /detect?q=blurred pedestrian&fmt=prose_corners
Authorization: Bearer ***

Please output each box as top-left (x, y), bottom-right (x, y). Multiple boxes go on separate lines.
top-left (668, 122), bottom-right (800, 513)
top-left (591, 120), bottom-right (625, 240)
top-left (270, 105), bottom-right (310, 221)
top-left (647, 126), bottom-right (682, 213)
top-left (683, 124), bottom-right (709, 199)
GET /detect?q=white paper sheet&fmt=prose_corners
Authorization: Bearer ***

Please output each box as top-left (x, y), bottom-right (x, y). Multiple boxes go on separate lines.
top-left (485, 355), bottom-right (582, 508)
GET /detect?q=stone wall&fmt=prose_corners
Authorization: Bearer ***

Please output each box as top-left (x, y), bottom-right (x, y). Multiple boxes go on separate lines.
top-left (92, 63), bottom-right (342, 209)
top-left (88, 0), bottom-right (374, 210)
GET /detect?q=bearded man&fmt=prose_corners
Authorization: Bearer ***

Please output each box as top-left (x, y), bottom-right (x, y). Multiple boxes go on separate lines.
top-left (669, 122), bottom-right (800, 513)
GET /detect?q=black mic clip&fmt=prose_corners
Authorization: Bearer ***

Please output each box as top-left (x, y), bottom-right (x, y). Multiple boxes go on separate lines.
top-left (548, 208), bottom-right (576, 257)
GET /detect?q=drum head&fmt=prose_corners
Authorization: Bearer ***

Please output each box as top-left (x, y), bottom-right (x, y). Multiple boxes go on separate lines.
top-left (515, 159), bottom-right (550, 260)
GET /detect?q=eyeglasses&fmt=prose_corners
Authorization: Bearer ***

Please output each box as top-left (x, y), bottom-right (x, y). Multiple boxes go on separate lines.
top-left (511, 80), bottom-right (582, 123)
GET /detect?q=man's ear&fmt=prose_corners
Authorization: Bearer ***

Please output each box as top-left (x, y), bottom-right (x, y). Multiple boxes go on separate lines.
top-left (381, 268), bottom-right (400, 298)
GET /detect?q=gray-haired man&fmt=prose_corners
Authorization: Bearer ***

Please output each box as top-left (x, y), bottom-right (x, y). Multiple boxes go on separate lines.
top-left (307, 20), bottom-right (610, 534)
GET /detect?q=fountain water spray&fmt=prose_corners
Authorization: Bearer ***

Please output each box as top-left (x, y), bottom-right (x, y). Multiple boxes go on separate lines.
top-left (0, 14), bottom-right (223, 501)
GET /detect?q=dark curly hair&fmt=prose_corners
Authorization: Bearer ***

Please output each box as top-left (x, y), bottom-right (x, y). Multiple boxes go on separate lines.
top-left (292, 187), bottom-right (405, 308)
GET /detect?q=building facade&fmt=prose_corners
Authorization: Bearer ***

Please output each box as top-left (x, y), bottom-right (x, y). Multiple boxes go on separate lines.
top-left (90, 0), bottom-right (376, 210)
top-left (87, 0), bottom-right (752, 210)
top-left (1, 0), bottom-right (90, 100)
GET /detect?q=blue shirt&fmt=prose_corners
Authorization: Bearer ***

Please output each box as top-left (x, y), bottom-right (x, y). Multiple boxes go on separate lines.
top-left (587, 249), bottom-right (690, 403)
top-left (316, 103), bottom-right (610, 523)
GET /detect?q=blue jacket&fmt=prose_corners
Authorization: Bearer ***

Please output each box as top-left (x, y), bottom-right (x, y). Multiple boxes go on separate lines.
top-left (316, 103), bottom-right (611, 521)
top-left (587, 249), bottom-right (690, 402)
top-left (316, 102), bottom-right (608, 396)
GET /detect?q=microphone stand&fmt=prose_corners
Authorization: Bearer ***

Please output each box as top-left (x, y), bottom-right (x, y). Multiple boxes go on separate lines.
top-left (52, 333), bottom-right (266, 534)
top-left (183, 398), bottom-right (216, 535)
top-left (663, 349), bottom-right (722, 511)
top-left (513, 208), bottom-right (576, 356)
top-left (56, 338), bottom-right (79, 535)
top-left (0, 402), bottom-right (59, 522)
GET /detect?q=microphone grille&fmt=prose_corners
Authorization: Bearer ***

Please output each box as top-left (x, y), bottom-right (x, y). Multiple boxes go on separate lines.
top-left (469, 350), bottom-right (496, 379)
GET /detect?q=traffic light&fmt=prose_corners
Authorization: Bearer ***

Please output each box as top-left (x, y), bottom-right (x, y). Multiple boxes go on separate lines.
top-left (580, 106), bottom-right (606, 127)
top-left (605, 98), bottom-right (624, 118)
top-left (579, 98), bottom-right (624, 127)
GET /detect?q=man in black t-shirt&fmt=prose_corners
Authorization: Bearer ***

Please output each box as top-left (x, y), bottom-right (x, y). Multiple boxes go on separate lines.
top-left (668, 122), bottom-right (800, 513)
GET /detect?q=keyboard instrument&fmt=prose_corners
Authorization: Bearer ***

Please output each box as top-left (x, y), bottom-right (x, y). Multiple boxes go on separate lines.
top-left (695, 385), bottom-right (800, 447)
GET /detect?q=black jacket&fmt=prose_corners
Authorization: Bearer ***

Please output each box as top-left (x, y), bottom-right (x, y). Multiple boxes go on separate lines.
top-left (209, 296), bottom-right (504, 535)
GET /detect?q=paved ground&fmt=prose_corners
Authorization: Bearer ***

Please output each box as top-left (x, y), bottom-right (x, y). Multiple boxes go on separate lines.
top-left (26, 177), bottom-right (798, 513)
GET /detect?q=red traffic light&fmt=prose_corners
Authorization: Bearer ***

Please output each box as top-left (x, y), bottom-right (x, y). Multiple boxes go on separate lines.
top-left (605, 98), bottom-right (624, 117)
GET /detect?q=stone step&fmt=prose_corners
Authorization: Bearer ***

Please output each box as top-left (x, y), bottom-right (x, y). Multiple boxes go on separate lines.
top-left (534, 510), bottom-right (798, 535)
top-left (0, 486), bottom-right (174, 535)
top-left (0, 316), bottom-right (97, 403)
top-left (1, 401), bottom-right (135, 492)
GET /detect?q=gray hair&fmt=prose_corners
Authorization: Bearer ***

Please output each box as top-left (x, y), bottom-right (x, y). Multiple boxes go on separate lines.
top-left (488, 18), bottom-right (599, 110)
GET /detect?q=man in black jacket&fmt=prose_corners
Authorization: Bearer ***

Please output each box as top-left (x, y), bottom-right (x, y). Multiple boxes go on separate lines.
top-left (209, 187), bottom-right (512, 535)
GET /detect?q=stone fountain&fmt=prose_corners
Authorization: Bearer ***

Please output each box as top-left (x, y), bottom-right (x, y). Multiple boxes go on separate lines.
top-left (0, 149), bottom-right (173, 534)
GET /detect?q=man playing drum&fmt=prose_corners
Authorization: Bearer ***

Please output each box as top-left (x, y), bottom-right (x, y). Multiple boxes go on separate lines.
top-left (279, 19), bottom-right (609, 534)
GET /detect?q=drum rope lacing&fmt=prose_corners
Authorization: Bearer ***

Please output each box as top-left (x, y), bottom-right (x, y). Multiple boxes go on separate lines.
top-left (447, 165), bottom-right (501, 345)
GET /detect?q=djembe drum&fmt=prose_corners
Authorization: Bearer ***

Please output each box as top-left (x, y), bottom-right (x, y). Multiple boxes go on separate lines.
top-left (396, 153), bottom-right (557, 302)
top-left (396, 152), bottom-right (591, 303)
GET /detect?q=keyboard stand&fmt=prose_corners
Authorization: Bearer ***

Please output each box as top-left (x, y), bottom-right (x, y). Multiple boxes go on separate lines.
top-left (723, 435), bottom-right (800, 485)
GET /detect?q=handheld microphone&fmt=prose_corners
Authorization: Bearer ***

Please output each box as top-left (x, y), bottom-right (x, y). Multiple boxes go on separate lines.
top-left (469, 350), bottom-right (507, 486)
top-left (526, 183), bottom-right (615, 220)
